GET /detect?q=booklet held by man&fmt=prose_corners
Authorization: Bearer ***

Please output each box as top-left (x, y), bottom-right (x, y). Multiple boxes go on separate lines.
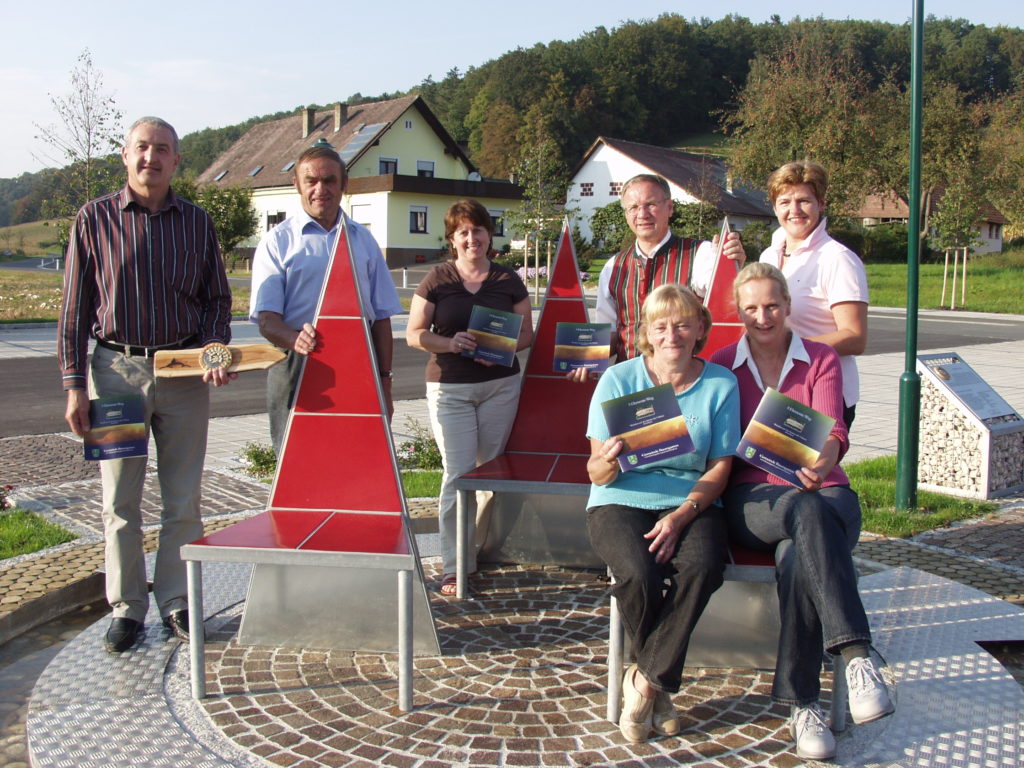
top-left (463, 305), bottom-right (523, 367)
top-left (601, 383), bottom-right (694, 471)
top-left (84, 395), bottom-right (148, 461)
top-left (736, 388), bottom-right (835, 486)
top-left (553, 322), bottom-right (611, 373)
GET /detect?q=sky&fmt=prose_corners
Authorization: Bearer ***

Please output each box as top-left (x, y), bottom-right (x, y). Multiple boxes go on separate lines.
top-left (2, 0), bottom-right (1022, 179)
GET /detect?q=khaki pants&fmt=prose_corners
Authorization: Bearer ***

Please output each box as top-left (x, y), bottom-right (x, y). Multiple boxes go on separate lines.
top-left (426, 375), bottom-right (520, 575)
top-left (89, 345), bottom-right (209, 622)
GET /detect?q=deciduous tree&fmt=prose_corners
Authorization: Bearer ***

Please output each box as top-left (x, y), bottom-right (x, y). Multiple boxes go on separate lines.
top-left (33, 49), bottom-right (123, 245)
top-left (172, 176), bottom-right (259, 254)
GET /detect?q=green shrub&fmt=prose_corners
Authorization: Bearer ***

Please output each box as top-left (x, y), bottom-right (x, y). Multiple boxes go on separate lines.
top-left (397, 419), bottom-right (443, 470)
top-left (240, 442), bottom-right (277, 480)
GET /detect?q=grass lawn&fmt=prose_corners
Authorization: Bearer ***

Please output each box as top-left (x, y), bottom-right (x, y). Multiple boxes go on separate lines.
top-left (865, 249), bottom-right (1024, 314)
top-left (847, 454), bottom-right (997, 538)
top-left (0, 219), bottom-right (64, 259)
top-left (0, 509), bottom-right (77, 559)
top-left (402, 470), bottom-right (442, 498)
top-left (0, 270), bottom-right (65, 322)
top-left (0, 268), bottom-right (250, 323)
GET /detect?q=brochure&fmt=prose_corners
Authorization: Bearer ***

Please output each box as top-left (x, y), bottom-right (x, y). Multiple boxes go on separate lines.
top-left (84, 395), bottom-right (148, 461)
top-left (463, 305), bottom-right (523, 367)
top-left (601, 383), bottom-right (694, 471)
top-left (553, 322), bottom-right (611, 373)
top-left (736, 388), bottom-right (835, 486)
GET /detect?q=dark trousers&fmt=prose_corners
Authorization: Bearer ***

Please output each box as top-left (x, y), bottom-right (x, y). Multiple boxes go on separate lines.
top-left (724, 483), bottom-right (869, 705)
top-left (588, 504), bottom-right (726, 693)
top-left (266, 348), bottom-right (304, 455)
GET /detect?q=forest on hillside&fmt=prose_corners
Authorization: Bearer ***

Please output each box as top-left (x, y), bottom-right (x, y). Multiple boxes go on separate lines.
top-left (3, 14), bottom-right (1023, 237)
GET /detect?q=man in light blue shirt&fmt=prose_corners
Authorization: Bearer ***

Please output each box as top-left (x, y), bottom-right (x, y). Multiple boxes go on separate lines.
top-left (250, 144), bottom-right (403, 452)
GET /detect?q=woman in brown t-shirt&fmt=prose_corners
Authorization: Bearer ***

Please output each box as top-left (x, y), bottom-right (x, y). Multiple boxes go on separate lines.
top-left (407, 199), bottom-right (534, 595)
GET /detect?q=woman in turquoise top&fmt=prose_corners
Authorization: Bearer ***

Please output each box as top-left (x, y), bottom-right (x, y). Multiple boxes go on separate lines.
top-left (586, 283), bottom-right (739, 744)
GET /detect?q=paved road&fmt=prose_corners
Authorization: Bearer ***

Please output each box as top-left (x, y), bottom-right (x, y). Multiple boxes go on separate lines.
top-left (0, 346), bottom-right (431, 438)
top-left (864, 308), bottom-right (1024, 355)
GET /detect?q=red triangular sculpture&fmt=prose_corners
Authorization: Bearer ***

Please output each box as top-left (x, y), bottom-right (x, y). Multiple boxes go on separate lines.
top-left (506, 223), bottom-right (596, 455)
top-left (700, 220), bottom-right (744, 359)
top-left (273, 224), bottom-right (404, 512)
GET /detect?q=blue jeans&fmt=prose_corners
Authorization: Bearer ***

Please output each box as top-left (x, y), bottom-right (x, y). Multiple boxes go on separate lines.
top-left (723, 483), bottom-right (869, 705)
top-left (587, 504), bottom-right (725, 693)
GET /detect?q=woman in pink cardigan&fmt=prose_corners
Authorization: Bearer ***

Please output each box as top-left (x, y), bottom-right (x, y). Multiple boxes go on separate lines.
top-left (709, 263), bottom-right (892, 761)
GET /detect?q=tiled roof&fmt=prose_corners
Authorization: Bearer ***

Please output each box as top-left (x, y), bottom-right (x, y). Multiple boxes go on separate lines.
top-left (579, 137), bottom-right (772, 219)
top-left (197, 95), bottom-right (472, 189)
top-left (857, 190), bottom-right (1008, 225)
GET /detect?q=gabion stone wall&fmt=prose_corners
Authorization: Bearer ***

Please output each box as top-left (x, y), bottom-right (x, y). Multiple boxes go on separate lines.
top-left (919, 377), bottom-right (1024, 498)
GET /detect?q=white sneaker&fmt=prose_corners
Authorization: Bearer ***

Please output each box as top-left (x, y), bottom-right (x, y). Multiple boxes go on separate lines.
top-left (846, 656), bottom-right (895, 724)
top-left (790, 704), bottom-right (836, 760)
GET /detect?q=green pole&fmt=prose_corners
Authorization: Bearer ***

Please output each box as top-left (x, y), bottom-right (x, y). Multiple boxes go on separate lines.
top-left (896, 0), bottom-right (924, 511)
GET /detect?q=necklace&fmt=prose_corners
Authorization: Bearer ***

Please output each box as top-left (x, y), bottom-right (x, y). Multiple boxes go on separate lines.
top-left (649, 358), bottom-right (698, 392)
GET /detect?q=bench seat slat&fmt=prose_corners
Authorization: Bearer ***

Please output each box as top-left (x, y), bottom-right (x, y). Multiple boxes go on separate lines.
top-left (190, 509), bottom-right (331, 549)
top-left (188, 510), bottom-right (409, 556)
top-left (302, 512), bottom-right (409, 556)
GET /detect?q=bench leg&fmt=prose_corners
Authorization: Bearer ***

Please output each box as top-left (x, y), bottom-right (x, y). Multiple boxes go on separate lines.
top-left (187, 560), bottom-right (206, 699)
top-left (398, 568), bottom-right (413, 712)
top-left (831, 654), bottom-right (848, 732)
top-left (456, 488), bottom-right (468, 599)
top-left (607, 571), bottom-right (624, 723)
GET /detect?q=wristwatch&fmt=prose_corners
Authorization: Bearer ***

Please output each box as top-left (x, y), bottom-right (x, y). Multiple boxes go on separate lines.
top-left (379, 370), bottom-right (394, 379)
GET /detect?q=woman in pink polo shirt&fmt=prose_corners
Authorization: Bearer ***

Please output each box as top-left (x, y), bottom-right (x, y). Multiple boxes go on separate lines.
top-left (759, 161), bottom-right (869, 428)
top-left (710, 263), bottom-right (892, 762)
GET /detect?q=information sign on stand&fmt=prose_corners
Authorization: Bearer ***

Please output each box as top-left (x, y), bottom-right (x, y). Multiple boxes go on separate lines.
top-left (917, 353), bottom-right (1024, 499)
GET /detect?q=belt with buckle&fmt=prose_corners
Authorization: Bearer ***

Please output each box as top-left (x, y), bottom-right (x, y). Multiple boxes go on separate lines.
top-left (95, 335), bottom-right (197, 358)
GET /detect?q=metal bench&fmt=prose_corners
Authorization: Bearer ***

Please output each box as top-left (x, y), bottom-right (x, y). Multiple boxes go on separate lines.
top-left (182, 510), bottom-right (420, 709)
top-left (180, 222), bottom-right (438, 712)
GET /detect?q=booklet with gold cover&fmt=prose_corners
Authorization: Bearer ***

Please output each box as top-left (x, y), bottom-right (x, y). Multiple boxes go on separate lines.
top-left (463, 305), bottom-right (523, 367)
top-left (736, 388), bottom-right (835, 486)
top-left (84, 395), bottom-right (147, 461)
top-left (553, 322), bottom-right (611, 374)
top-left (601, 383), bottom-right (694, 471)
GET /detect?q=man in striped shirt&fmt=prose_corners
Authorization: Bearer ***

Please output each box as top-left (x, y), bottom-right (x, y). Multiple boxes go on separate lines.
top-left (58, 116), bottom-right (233, 654)
top-left (594, 174), bottom-right (746, 360)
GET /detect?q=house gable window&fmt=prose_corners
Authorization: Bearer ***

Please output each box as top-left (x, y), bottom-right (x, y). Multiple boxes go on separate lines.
top-left (416, 160), bottom-right (435, 178)
top-left (379, 157), bottom-right (398, 175)
top-left (609, 182), bottom-right (622, 196)
top-left (409, 205), bottom-right (428, 234)
top-left (580, 182), bottom-right (594, 197)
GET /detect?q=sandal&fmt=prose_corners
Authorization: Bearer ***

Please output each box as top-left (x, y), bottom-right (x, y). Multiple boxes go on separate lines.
top-left (439, 573), bottom-right (458, 596)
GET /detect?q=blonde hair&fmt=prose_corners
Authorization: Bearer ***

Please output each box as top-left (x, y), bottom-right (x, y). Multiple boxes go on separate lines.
top-left (636, 283), bottom-right (712, 357)
top-left (733, 262), bottom-right (791, 307)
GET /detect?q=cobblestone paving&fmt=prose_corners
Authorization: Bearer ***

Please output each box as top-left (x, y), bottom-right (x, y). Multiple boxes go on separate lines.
top-left (914, 506), bottom-right (1024, 570)
top-left (189, 564), bottom-right (821, 768)
top-left (0, 434), bottom-right (97, 487)
top-left (22, 470), bottom-right (269, 537)
top-left (855, 537), bottom-right (1024, 605)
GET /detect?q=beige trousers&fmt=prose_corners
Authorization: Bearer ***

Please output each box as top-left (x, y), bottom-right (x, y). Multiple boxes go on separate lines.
top-left (89, 345), bottom-right (209, 622)
top-left (426, 375), bottom-right (520, 575)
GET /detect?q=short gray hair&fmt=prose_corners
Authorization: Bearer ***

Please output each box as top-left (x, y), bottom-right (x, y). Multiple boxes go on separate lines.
top-left (125, 116), bottom-right (180, 154)
top-left (620, 173), bottom-right (671, 204)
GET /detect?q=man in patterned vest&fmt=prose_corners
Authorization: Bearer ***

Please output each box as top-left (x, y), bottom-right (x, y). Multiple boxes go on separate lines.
top-left (595, 174), bottom-right (746, 360)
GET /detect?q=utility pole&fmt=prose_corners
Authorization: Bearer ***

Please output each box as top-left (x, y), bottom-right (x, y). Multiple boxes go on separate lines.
top-left (896, 0), bottom-right (925, 510)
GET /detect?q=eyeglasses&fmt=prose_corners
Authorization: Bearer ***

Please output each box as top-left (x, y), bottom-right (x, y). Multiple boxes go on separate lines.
top-left (623, 199), bottom-right (669, 218)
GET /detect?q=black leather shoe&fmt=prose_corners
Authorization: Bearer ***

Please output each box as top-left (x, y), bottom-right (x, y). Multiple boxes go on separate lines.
top-left (162, 609), bottom-right (195, 642)
top-left (104, 617), bottom-right (144, 653)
